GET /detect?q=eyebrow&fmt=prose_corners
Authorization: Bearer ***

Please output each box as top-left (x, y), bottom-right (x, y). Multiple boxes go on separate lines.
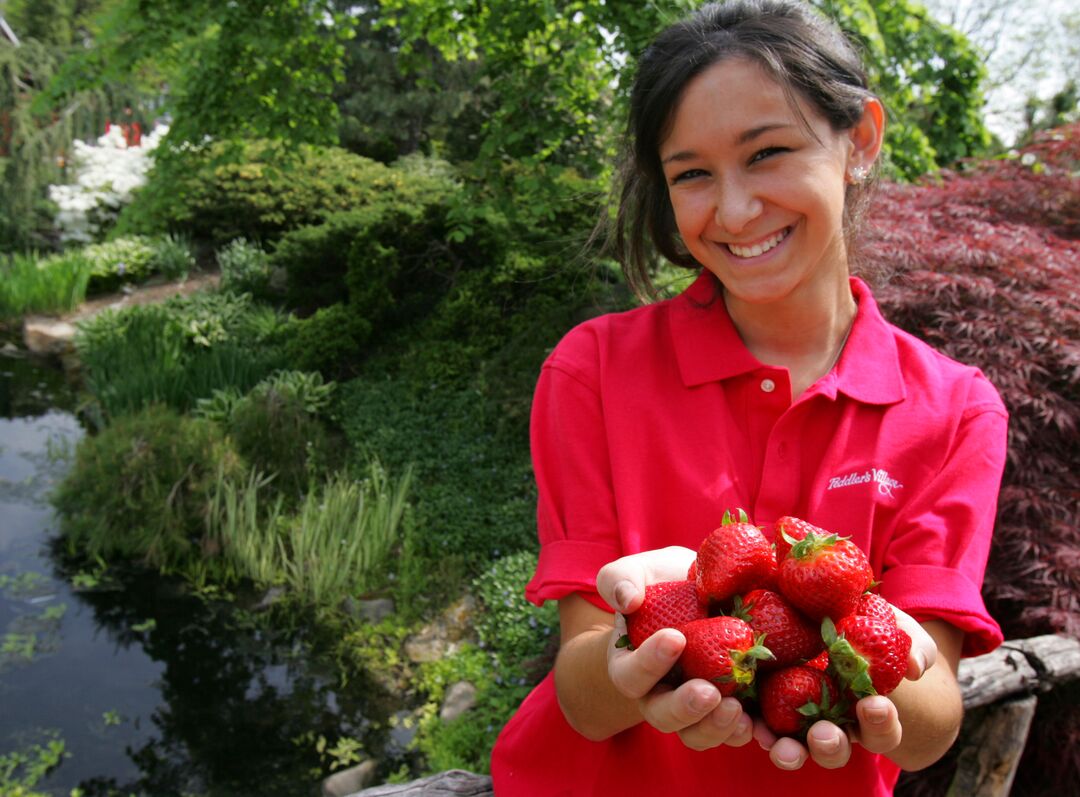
top-left (660, 123), bottom-right (793, 165)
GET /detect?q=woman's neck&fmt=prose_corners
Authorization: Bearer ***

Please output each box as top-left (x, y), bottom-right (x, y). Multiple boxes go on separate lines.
top-left (724, 277), bottom-right (857, 399)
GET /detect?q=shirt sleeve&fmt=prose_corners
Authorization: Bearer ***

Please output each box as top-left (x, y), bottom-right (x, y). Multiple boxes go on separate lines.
top-left (525, 328), bottom-right (622, 609)
top-left (878, 375), bottom-right (1008, 657)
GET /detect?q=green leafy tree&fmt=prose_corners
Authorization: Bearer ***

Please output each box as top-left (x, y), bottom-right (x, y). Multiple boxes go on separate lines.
top-left (43, 0), bottom-right (356, 149)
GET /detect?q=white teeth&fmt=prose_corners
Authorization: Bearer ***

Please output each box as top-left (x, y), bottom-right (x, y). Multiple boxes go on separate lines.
top-left (728, 228), bottom-right (789, 258)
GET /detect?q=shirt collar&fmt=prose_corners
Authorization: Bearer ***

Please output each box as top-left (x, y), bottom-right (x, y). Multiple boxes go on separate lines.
top-left (667, 271), bottom-right (906, 405)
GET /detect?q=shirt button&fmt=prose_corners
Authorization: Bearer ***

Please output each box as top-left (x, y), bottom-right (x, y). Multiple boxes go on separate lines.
top-left (760, 378), bottom-right (776, 393)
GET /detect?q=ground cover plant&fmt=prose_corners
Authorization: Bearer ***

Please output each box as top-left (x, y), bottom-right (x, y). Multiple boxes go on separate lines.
top-left (866, 121), bottom-right (1080, 797)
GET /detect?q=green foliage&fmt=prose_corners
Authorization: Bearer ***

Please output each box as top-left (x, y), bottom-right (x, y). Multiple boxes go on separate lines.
top-left (80, 235), bottom-right (156, 290)
top-left (52, 404), bottom-right (246, 569)
top-left (225, 374), bottom-right (337, 499)
top-left (473, 551), bottom-right (558, 665)
top-left (412, 553), bottom-right (558, 775)
top-left (0, 251), bottom-right (92, 320)
top-left (42, 0), bottom-right (355, 150)
top-left (207, 462), bottom-right (413, 607)
top-left (378, 0), bottom-right (696, 173)
top-left (281, 303), bottom-right (374, 378)
top-left (0, 731), bottom-right (67, 797)
top-left (217, 238), bottom-right (271, 297)
top-left (74, 291), bottom-right (286, 422)
top-left (149, 232), bottom-right (196, 280)
top-left (116, 139), bottom-right (455, 247)
top-left (814, 0), bottom-right (991, 176)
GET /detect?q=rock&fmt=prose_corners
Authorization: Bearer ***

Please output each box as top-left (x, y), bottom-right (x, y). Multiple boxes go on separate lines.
top-left (344, 597), bottom-right (396, 624)
top-left (388, 709), bottom-right (419, 752)
top-left (254, 586), bottom-right (286, 611)
top-left (322, 759), bottom-right (378, 797)
top-left (23, 318), bottom-right (78, 357)
top-left (404, 596), bottom-right (478, 663)
top-left (439, 681), bottom-right (478, 723)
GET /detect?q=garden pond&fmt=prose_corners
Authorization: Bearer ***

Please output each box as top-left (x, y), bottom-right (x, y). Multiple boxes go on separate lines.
top-left (0, 347), bottom-right (407, 797)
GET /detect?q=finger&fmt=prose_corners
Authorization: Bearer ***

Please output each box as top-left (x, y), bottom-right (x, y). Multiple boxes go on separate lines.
top-left (892, 606), bottom-right (937, 679)
top-left (752, 716), bottom-right (778, 751)
top-left (769, 736), bottom-right (809, 771)
top-left (805, 720), bottom-right (852, 769)
top-left (677, 697), bottom-right (754, 751)
top-left (596, 547), bottom-right (696, 613)
top-left (639, 678), bottom-right (722, 734)
top-left (851, 695), bottom-right (903, 754)
top-left (608, 628), bottom-right (685, 700)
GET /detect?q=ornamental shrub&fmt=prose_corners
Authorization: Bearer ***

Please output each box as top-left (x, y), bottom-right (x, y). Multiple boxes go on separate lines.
top-left (866, 122), bottom-right (1079, 797)
top-left (115, 139), bottom-right (458, 246)
top-left (52, 405), bottom-right (245, 570)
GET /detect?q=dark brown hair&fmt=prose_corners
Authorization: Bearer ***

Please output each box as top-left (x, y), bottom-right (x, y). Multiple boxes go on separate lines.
top-left (610, 0), bottom-right (879, 299)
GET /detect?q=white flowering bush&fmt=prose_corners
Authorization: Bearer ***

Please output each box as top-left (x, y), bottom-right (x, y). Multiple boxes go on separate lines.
top-left (48, 124), bottom-right (169, 243)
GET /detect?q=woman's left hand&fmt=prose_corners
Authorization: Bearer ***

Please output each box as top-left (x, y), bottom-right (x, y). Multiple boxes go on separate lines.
top-left (753, 605), bottom-right (938, 770)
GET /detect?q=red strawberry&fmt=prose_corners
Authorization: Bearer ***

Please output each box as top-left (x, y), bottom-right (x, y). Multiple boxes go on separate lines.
top-left (773, 516), bottom-right (824, 562)
top-left (777, 529), bottom-right (874, 621)
top-left (621, 580), bottom-right (708, 650)
top-left (679, 616), bottom-right (773, 696)
top-left (733, 589), bottom-right (823, 671)
top-left (823, 615), bottom-right (911, 698)
top-left (853, 593), bottom-right (896, 626)
top-left (695, 509), bottom-right (778, 605)
top-left (805, 650), bottom-right (830, 671)
top-left (686, 560), bottom-right (697, 582)
top-left (759, 665), bottom-right (849, 738)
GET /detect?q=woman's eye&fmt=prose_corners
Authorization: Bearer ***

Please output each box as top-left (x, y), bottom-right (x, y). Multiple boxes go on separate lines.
top-left (671, 168), bottom-right (707, 184)
top-left (750, 147), bottom-right (788, 164)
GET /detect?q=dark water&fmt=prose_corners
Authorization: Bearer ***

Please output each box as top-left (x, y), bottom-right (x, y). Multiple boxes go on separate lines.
top-left (0, 351), bottom-right (399, 796)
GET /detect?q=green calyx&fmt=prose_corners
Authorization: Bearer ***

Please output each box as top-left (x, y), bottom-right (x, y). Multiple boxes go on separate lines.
top-left (795, 679), bottom-right (851, 732)
top-left (787, 529), bottom-right (847, 560)
top-left (721, 508), bottom-right (751, 525)
top-left (821, 617), bottom-right (877, 698)
top-left (729, 633), bottom-right (774, 685)
top-left (615, 634), bottom-right (632, 650)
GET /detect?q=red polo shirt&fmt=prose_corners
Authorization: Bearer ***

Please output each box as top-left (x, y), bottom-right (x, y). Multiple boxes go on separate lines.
top-left (492, 271), bottom-right (1007, 796)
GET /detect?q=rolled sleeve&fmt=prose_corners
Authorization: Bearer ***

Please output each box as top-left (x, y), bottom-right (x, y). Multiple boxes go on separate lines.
top-left (525, 332), bottom-right (622, 607)
top-left (879, 564), bottom-right (1002, 657)
top-left (882, 387), bottom-right (1009, 658)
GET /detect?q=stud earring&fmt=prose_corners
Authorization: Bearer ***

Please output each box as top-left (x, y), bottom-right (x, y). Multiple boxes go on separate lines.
top-left (848, 165), bottom-right (869, 184)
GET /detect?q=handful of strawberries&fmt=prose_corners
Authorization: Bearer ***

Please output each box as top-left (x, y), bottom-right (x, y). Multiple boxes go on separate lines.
top-left (617, 510), bottom-right (912, 740)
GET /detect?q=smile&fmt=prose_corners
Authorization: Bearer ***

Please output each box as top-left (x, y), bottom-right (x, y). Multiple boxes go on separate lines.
top-left (727, 227), bottom-right (791, 259)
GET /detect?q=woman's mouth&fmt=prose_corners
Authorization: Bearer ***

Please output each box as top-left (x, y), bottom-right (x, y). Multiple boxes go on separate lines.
top-left (726, 227), bottom-right (791, 259)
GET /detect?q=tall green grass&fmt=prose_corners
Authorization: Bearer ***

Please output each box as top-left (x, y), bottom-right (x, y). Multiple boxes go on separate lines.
top-left (208, 462), bottom-right (413, 607)
top-left (76, 303), bottom-right (278, 423)
top-left (0, 251), bottom-right (92, 320)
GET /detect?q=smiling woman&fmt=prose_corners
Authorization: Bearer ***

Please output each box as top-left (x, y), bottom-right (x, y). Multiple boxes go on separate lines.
top-left (489, 1), bottom-right (1008, 795)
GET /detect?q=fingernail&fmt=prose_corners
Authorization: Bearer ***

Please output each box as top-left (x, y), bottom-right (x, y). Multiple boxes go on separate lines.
top-left (809, 726), bottom-right (840, 754)
top-left (714, 698), bottom-right (739, 725)
top-left (687, 687), bottom-right (718, 714)
top-left (915, 649), bottom-right (928, 675)
top-left (614, 581), bottom-right (636, 612)
top-left (774, 750), bottom-right (802, 770)
top-left (865, 704), bottom-right (889, 725)
top-left (656, 635), bottom-right (681, 659)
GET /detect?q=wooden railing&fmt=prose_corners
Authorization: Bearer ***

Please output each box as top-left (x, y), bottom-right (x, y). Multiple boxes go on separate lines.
top-left (349, 633), bottom-right (1080, 797)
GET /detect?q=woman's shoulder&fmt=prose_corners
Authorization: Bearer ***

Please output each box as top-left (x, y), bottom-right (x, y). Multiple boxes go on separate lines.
top-left (544, 297), bottom-right (677, 377)
top-left (887, 322), bottom-right (1007, 419)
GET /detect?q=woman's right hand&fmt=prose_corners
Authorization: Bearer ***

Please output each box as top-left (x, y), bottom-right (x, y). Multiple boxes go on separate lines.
top-left (596, 547), bottom-right (756, 750)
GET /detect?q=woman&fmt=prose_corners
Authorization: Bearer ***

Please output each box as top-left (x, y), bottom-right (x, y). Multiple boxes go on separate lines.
top-left (491, 1), bottom-right (1007, 794)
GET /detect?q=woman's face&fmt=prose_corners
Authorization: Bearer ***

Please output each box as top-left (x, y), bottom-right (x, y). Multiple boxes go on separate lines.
top-left (659, 57), bottom-right (871, 309)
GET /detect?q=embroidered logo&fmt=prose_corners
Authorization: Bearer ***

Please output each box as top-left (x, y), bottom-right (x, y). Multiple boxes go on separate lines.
top-left (827, 468), bottom-right (904, 498)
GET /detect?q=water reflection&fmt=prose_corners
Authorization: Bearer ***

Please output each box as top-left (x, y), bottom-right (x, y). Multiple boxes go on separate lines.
top-left (1, 352), bottom-right (401, 796)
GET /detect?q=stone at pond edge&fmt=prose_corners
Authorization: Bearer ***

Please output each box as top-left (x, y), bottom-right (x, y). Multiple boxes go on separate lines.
top-left (322, 759), bottom-right (378, 797)
top-left (23, 318), bottom-right (78, 357)
top-left (439, 681), bottom-right (478, 723)
top-left (404, 596), bottom-right (478, 663)
top-left (344, 596), bottom-right (396, 624)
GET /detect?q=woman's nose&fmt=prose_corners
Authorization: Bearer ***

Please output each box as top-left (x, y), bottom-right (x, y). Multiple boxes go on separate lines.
top-left (713, 176), bottom-right (763, 235)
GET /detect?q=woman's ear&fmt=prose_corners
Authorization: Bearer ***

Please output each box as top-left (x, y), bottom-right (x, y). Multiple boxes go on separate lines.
top-left (846, 97), bottom-right (885, 180)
